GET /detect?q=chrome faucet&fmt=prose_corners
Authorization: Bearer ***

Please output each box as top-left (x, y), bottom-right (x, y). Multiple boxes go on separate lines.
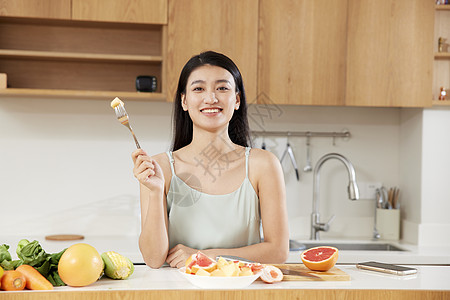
top-left (311, 153), bottom-right (360, 240)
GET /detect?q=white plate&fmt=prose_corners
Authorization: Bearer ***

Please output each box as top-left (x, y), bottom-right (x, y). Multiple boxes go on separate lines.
top-left (178, 267), bottom-right (261, 289)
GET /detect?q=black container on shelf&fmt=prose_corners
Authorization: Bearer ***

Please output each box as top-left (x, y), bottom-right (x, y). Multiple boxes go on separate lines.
top-left (136, 75), bottom-right (157, 93)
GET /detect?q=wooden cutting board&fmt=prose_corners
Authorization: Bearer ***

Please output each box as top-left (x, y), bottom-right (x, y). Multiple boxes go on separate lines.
top-left (45, 234), bottom-right (84, 241)
top-left (269, 264), bottom-right (350, 281)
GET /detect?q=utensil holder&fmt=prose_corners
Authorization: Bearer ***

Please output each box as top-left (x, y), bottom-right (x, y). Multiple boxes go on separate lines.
top-left (376, 208), bottom-right (400, 240)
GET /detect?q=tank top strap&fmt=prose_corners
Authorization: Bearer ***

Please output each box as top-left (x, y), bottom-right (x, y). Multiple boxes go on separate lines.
top-left (245, 147), bottom-right (251, 178)
top-left (166, 151), bottom-right (175, 176)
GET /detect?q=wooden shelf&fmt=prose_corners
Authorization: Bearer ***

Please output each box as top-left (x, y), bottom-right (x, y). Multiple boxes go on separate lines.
top-left (434, 6), bottom-right (450, 102)
top-left (0, 16), bottom-right (165, 99)
top-left (0, 49), bottom-right (163, 63)
top-left (436, 5), bottom-right (450, 10)
top-left (435, 52), bottom-right (450, 59)
top-left (0, 88), bottom-right (166, 101)
top-left (432, 100), bottom-right (450, 106)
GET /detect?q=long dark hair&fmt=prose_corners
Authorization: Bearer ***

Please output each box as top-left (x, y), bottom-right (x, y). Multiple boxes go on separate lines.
top-left (171, 51), bottom-right (251, 151)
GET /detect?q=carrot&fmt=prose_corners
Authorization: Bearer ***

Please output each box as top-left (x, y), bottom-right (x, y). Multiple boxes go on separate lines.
top-left (0, 270), bottom-right (26, 291)
top-left (16, 265), bottom-right (54, 290)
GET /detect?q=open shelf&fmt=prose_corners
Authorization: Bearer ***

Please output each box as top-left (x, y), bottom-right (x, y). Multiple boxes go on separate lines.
top-left (0, 16), bottom-right (165, 100)
top-left (432, 100), bottom-right (450, 106)
top-left (436, 4), bottom-right (450, 10)
top-left (0, 49), bottom-right (163, 63)
top-left (435, 52), bottom-right (450, 59)
top-left (0, 88), bottom-right (165, 101)
top-left (434, 6), bottom-right (450, 101)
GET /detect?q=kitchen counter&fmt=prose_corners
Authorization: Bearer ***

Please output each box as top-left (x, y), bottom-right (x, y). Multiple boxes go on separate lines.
top-left (1, 265), bottom-right (449, 300)
top-left (2, 236), bottom-right (450, 299)
top-left (3, 235), bottom-right (450, 265)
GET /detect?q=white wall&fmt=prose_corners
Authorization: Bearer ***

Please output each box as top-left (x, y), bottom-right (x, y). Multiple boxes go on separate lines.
top-left (399, 109), bottom-right (423, 244)
top-left (398, 107), bottom-right (450, 246)
top-left (0, 97), bottom-right (172, 237)
top-left (419, 107), bottom-right (450, 246)
top-left (1, 97), bottom-right (406, 242)
top-left (2, 97), bottom-right (448, 245)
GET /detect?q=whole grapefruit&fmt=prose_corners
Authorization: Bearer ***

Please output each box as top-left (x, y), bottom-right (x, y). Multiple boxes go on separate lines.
top-left (58, 243), bottom-right (104, 287)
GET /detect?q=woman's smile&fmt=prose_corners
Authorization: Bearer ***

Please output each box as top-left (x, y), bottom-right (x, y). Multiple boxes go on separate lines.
top-left (200, 107), bottom-right (222, 115)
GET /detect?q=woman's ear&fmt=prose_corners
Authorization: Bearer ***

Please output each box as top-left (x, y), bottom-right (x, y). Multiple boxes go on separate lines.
top-left (181, 94), bottom-right (188, 111)
top-left (235, 92), bottom-right (241, 110)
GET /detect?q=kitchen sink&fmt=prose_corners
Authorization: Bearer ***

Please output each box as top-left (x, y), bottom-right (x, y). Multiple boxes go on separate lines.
top-left (289, 240), bottom-right (407, 252)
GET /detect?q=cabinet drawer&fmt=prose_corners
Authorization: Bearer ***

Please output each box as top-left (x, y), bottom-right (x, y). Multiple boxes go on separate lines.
top-left (0, 0), bottom-right (71, 19)
top-left (72, 0), bottom-right (167, 24)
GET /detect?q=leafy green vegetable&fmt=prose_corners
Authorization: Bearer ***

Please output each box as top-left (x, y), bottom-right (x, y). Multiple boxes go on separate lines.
top-left (0, 259), bottom-right (16, 270)
top-left (16, 240), bottom-right (48, 267)
top-left (0, 244), bottom-right (21, 270)
top-left (0, 244), bottom-right (12, 264)
top-left (45, 248), bottom-right (67, 286)
top-left (16, 239), bottom-right (30, 256)
top-left (1, 239), bottom-right (67, 286)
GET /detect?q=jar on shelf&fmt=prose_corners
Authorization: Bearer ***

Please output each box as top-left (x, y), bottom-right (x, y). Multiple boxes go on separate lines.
top-left (439, 87), bottom-right (447, 101)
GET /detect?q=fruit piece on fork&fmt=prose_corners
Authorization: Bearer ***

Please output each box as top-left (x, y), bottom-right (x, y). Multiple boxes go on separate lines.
top-left (111, 97), bottom-right (124, 108)
top-left (111, 97), bottom-right (141, 149)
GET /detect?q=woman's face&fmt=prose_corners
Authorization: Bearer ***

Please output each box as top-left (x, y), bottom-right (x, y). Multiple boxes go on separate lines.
top-left (181, 65), bottom-right (240, 132)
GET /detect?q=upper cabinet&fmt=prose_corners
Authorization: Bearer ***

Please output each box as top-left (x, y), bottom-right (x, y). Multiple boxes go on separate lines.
top-left (0, 0), bottom-right (436, 107)
top-left (72, 0), bottom-right (167, 24)
top-left (0, 0), bottom-right (71, 19)
top-left (258, 0), bottom-right (347, 106)
top-left (166, 0), bottom-right (258, 103)
top-left (259, 0), bottom-right (434, 107)
top-left (346, 0), bottom-right (434, 107)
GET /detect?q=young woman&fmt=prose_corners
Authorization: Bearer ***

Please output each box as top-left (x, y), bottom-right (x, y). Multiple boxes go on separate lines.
top-left (131, 51), bottom-right (289, 269)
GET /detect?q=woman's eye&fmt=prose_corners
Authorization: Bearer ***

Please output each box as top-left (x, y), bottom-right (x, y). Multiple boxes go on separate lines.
top-left (192, 87), bottom-right (203, 91)
top-left (217, 86), bottom-right (229, 91)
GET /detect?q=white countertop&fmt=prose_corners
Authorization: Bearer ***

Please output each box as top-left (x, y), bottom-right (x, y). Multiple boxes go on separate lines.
top-left (2, 235), bottom-right (450, 292)
top-left (3, 235), bottom-right (450, 266)
top-left (38, 265), bottom-right (450, 291)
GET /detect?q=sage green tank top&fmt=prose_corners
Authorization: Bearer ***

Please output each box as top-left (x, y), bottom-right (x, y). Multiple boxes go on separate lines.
top-left (166, 147), bottom-right (261, 250)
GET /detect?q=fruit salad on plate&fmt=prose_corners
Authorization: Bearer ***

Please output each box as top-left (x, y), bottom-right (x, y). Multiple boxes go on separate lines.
top-left (184, 252), bottom-right (263, 277)
top-left (179, 251), bottom-right (285, 288)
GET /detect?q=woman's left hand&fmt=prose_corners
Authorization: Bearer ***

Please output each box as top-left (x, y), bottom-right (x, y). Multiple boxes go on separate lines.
top-left (166, 244), bottom-right (197, 268)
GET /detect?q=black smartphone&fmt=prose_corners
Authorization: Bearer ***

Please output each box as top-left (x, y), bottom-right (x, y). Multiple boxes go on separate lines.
top-left (356, 261), bottom-right (417, 276)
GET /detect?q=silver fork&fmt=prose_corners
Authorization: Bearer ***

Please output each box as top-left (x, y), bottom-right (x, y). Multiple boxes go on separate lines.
top-left (113, 103), bottom-right (141, 149)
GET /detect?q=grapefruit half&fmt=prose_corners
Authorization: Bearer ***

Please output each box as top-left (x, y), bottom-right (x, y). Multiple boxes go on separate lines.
top-left (301, 246), bottom-right (338, 271)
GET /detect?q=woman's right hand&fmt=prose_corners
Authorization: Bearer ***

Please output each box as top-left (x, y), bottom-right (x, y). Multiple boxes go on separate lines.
top-left (131, 149), bottom-right (165, 192)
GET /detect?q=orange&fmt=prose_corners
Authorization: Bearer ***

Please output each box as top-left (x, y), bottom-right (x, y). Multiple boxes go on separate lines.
top-left (301, 246), bottom-right (339, 271)
top-left (58, 243), bottom-right (104, 287)
top-left (185, 251), bottom-right (217, 273)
